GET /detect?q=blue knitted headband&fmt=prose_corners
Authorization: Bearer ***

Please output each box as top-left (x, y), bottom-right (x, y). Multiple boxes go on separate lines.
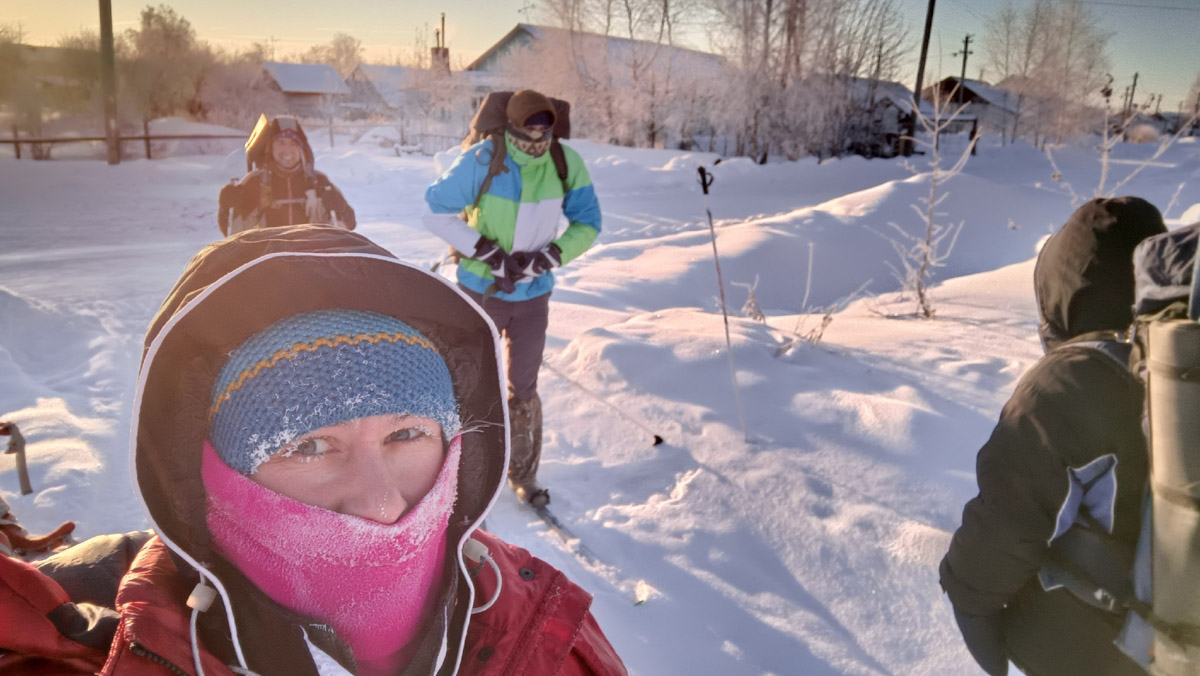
top-left (208, 309), bottom-right (461, 474)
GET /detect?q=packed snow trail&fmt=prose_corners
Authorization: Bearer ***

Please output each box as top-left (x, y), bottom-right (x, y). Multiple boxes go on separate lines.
top-left (2, 133), bottom-right (1198, 674)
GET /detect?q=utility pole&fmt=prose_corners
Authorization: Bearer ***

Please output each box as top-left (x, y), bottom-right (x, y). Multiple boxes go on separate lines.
top-left (905, 0), bottom-right (937, 156)
top-left (1125, 72), bottom-right (1139, 117)
top-left (98, 0), bottom-right (119, 165)
top-left (952, 34), bottom-right (974, 103)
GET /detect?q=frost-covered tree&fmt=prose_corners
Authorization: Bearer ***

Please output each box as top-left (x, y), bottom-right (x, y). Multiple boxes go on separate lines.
top-left (495, 0), bottom-right (908, 158)
top-left (703, 0), bottom-right (909, 160)
top-left (194, 54), bottom-right (286, 130)
top-left (527, 0), bottom-right (709, 148)
top-left (983, 0), bottom-right (1109, 146)
top-left (49, 30), bottom-right (103, 119)
top-left (295, 33), bottom-right (363, 77)
top-left (0, 22), bottom-right (49, 154)
top-left (120, 5), bottom-right (214, 123)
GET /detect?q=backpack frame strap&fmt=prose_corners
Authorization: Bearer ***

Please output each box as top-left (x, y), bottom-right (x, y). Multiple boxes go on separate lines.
top-left (550, 139), bottom-right (570, 195)
top-left (256, 170), bottom-right (271, 227)
top-left (472, 133), bottom-right (509, 212)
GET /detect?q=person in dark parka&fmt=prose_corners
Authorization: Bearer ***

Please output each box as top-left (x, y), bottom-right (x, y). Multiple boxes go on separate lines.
top-left (939, 196), bottom-right (1167, 676)
top-left (217, 116), bottom-right (356, 236)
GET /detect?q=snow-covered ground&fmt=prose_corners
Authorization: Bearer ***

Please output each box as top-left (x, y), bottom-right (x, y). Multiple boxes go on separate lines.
top-left (2, 127), bottom-right (1197, 675)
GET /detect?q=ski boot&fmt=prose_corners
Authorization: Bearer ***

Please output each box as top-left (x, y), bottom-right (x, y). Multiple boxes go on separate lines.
top-left (508, 394), bottom-right (549, 507)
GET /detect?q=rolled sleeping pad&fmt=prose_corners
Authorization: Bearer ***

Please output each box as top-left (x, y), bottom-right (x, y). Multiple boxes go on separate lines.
top-left (1147, 319), bottom-right (1200, 675)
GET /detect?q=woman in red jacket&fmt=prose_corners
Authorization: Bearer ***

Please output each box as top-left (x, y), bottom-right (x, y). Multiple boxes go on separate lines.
top-left (0, 225), bottom-right (625, 676)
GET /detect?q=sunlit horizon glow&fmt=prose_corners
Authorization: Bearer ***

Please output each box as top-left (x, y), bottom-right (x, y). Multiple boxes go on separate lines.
top-left (3, 0), bottom-right (1196, 109)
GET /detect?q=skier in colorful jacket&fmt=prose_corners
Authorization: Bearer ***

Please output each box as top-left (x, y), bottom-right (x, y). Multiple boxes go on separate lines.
top-left (217, 115), bottom-right (356, 236)
top-left (939, 197), bottom-right (1166, 676)
top-left (423, 90), bottom-right (602, 508)
top-left (0, 225), bottom-right (625, 676)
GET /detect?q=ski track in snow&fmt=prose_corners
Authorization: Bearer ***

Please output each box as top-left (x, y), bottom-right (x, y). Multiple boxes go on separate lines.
top-left (2, 131), bottom-right (1198, 675)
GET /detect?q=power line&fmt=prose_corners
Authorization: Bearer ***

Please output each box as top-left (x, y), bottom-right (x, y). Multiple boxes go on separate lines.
top-left (947, 0), bottom-right (985, 21)
top-left (1079, 0), bottom-right (1200, 11)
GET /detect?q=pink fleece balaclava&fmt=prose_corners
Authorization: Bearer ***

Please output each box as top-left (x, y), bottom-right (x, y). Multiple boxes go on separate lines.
top-left (201, 309), bottom-right (468, 671)
top-left (202, 436), bottom-right (461, 669)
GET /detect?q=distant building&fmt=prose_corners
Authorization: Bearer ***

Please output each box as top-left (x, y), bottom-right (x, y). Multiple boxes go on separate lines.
top-left (259, 62), bottom-right (349, 119)
top-left (345, 64), bottom-right (415, 115)
top-left (344, 58), bottom-right (503, 151)
top-left (846, 78), bottom-right (937, 158)
top-left (466, 23), bottom-right (729, 149)
top-left (921, 77), bottom-right (1017, 135)
top-left (466, 23), bottom-right (726, 90)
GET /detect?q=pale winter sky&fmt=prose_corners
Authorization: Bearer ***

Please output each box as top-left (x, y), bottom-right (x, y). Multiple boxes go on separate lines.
top-left (4, 0), bottom-right (1198, 112)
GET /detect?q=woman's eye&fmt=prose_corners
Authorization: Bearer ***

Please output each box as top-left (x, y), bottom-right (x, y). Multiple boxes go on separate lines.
top-left (287, 437), bottom-right (333, 458)
top-left (387, 427), bottom-right (428, 443)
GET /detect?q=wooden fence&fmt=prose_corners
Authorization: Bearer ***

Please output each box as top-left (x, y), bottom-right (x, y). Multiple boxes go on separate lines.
top-left (0, 133), bottom-right (245, 160)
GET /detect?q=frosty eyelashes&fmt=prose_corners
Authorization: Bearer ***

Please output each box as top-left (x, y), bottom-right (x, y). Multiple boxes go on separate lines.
top-left (274, 419), bottom-right (444, 463)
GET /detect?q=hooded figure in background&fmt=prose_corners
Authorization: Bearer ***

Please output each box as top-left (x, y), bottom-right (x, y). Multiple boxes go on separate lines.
top-left (0, 226), bottom-right (624, 675)
top-left (939, 196), bottom-right (1167, 676)
top-left (217, 116), bottom-right (356, 236)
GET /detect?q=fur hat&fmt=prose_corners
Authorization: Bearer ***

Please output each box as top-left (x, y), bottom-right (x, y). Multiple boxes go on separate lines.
top-left (208, 309), bottom-right (461, 474)
top-left (506, 90), bottom-right (557, 129)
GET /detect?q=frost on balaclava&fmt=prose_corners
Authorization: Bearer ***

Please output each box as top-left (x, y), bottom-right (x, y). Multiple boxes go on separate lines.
top-left (203, 309), bottom-right (463, 668)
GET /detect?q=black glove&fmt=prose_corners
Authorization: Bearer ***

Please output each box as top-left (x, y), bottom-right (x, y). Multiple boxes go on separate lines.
top-left (473, 236), bottom-right (518, 294)
top-left (512, 243), bottom-right (562, 281)
top-left (952, 606), bottom-right (1008, 676)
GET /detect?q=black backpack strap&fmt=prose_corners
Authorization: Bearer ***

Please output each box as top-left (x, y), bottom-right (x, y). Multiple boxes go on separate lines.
top-left (550, 139), bottom-right (570, 195)
top-left (472, 133), bottom-right (508, 212)
top-left (256, 169), bottom-right (272, 219)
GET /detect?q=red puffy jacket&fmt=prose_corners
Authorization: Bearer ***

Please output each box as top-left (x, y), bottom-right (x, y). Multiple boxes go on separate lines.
top-left (0, 530), bottom-right (625, 675)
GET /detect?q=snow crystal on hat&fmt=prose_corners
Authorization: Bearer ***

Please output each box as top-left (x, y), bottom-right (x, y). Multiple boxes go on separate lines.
top-left (208, 309), bottom-right (460, 474)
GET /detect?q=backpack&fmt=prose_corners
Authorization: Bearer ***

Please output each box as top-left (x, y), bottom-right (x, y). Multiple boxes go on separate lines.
top-left (462, 91), bottom-right (572, 211)
top-left (244, 114), bottom-right (315, 173)
top-left (1040, 222), bottom-right (1200, 674)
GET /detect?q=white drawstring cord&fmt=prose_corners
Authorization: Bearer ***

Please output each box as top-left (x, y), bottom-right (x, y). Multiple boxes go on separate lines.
top-left (187, 582), bottom-right (218, 676)
top-left (464, 539), bottom-right (502, 614)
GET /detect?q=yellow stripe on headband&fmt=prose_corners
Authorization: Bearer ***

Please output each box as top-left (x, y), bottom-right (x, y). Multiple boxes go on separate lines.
top-left (209, 330), bottom-right (440, 420)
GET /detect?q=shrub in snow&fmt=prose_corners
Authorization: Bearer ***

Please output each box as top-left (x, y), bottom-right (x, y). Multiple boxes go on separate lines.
top-left (1128, 124), bottom-right (1160, 144)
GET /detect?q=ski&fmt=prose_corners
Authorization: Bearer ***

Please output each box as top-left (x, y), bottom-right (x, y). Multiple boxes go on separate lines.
top-left (530, 503), bottom-right (603, 567)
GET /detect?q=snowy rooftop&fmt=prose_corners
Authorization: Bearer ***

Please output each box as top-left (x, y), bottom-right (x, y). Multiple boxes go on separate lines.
top-left (849, 78), bottom-right (935, 116)
top-left (469, 23), bottom-right (728, 83)
top-left (959, 78), bottom-right (1020, 114)
top-left (262, 61), bottom-right (349, 95)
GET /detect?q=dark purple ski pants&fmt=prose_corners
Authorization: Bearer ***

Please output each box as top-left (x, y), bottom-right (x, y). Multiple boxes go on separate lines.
top-left (461, 288), bottom-right (549, 402)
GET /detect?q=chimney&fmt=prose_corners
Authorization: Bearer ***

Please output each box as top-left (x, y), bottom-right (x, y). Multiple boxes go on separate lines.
top-left (431, 45), bottom-right (449, 73)
top-left (431, 13), bottom-right (450, 74)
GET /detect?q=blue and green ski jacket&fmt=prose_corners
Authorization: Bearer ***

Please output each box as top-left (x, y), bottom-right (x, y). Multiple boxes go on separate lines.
top-left (423, 133), bottom-right (601, 301)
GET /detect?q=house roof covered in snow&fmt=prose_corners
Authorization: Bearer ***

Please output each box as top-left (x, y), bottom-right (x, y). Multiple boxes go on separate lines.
top-left (466, 23), bottom-right (726, 80)
top-left (849, 78), bottom-right (935, 116)
top-left (262, 61), bottom-right (349, 95)
top-left (925, 77), bottom-right (1019, 114)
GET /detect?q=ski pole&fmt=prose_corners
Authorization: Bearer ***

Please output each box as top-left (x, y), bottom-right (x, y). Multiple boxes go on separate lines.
top-left (541, 361), bottom-right (664, 446)
top-left (1, 422), bottom-right (32, 495)
top-left (697, 166), bottom-right (749, 443)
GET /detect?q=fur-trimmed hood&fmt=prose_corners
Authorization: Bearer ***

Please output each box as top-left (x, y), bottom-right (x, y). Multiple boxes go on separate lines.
top-left (132, 225), bottom-right (508, 674)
